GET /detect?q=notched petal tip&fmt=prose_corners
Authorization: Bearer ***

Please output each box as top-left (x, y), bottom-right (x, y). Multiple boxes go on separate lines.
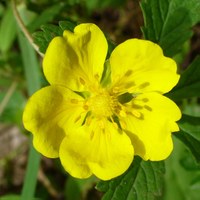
top-left (44, 23), bottom-right (108, 92)
top-left (110, 38), bottom-right (181, 94)
top-left (124, 92), bottom-right (181, 161)
top-left (58, 120), bottom-right (134, 180)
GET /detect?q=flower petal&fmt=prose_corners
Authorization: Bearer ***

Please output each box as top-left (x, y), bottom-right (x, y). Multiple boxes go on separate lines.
top-left (59, 118), bottom-right (134, 180)
top-left (43, 23), bottom-right (108, 91)
top-left (23, 86), bottom-right (86, 158)
top-left (122, 92), bottom-right (181, 161)
top-left (110, 39), bottom-right (179, 94)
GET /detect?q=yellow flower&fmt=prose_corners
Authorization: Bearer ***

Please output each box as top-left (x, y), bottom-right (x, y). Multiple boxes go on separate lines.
top-left (23, 23), bottom-right (181, 180)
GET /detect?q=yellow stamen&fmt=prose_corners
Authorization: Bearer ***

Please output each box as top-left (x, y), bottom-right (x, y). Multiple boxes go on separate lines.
top-left (132, 110), bottom-right (142, 118)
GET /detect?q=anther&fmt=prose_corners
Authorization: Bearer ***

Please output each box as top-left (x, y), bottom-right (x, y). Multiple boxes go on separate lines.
top-left (139, 82), bottom-right (150, 89)
top-left (119, 110), bottom-right (127, 117)
top-left (124, 81), bottom-right (135, 89)
top-left (125, 70), bottom-right (133, 77)
top-left (94, 74), bottom-right (99, 80)
top-left (142, 98), bottom-right (149, 102)
top-left (70, 99), bottom-right (79, 104)
top-left (112, 87), bottom-right (120, 93)
top-left (132, 110), bottom-right (142, 118)
top-left (83, 105), bottom-right (89, 110)
top-left (132, 104), bottom-right (143, 109)
top-left (79, 77), bottom-right (85, 85)
top-left (144, 105), bottom-right (152, 111)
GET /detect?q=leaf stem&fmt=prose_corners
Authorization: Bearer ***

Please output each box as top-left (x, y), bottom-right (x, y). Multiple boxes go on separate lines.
top-left (11, 0), bottom-right (44, 57)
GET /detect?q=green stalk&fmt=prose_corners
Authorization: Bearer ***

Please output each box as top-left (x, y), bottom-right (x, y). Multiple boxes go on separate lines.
top-left (18, 29), bottom-right (41, 200)
top-left (11, 0), bottom-right (42, 198)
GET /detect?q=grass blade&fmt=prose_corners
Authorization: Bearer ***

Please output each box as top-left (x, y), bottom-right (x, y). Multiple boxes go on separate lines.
top-left (17, 29), bottom-right (41, 200)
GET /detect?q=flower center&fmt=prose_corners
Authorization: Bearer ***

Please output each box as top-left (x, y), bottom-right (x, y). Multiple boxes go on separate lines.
top-left (88, 92), bottom-right (113, 117)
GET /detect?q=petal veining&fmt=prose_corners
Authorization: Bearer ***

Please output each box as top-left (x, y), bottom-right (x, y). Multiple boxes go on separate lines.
top-left (122, 92), bottom-right (181, 160)
top-left (43, 23), bottom-right (108, 92)
top-left (59, 118), bottom-right (134, 180)
top-left (110, 39), bottom-right (179, 94)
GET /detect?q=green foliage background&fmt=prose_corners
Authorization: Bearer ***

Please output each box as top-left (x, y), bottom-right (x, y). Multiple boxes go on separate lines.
top-left (0, 0), bottom-right (200, 199)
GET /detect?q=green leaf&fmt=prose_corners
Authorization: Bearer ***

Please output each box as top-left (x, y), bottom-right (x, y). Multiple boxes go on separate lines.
top-left (180, 151), bottom-right (200, 171)
top-left (32, 31), bottom-right (47, 53)
top-left (0, 195), bottom-right (40, 200)
top-left (164, 137), bottom-right (200, 200)
top-left (0, 7), bottom-right (17, 53)
top-left (65, 176), bottom-right (97, 200)
top-left (190, 176), bottom-right (200, 191)
top-left (0, 195), bottom-right (21, 200)
top-left (59, 20), bottom-right (77, 32)
top-left (178, 114), bottom-right (200, 141)
top-left (96, 157), bottom-right (165, 200)
top-left (176, 131), bottom-right (200, 163)
top-left (141, 0), bottom-right (200, 57)
top-left (28, 4), bottom-right (63, 32)
top-left (176, 114), bottom-right (200, 163)
top-left (0, 90), bottom-right (26, 125)
top-left (17, 23), bottom-right (41, 200)
top-left (0, 194), bottom-right (41, 200)
top-left (33, 21), bottom-right (76, 53)
top-left (167, 56), bottom-right (200, 100)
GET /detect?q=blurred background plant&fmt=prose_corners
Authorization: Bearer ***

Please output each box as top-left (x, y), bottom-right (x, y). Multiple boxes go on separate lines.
top-left (0, 0), bottom-right (200, 199)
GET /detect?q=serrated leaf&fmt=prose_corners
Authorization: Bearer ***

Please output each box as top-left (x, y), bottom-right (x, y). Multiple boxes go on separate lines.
top-left (59, 20), bottom-right (77, 32)
top-left (41, 24), bottom-right (63, 40)
top-left (167, 56), bottom-right (200, 100)
top-left (176, 114), bottom-right (200, 163)
top-left (32, 31), bottom-right (45, 43)
top-left (33, 21), bottom-right (76, 53)
top-left (32, 31), bottom-right (48, 53)
top-left (141, 0), bottom-right (200, 57)
top-left (96, 157), bottom-right (165, 200)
